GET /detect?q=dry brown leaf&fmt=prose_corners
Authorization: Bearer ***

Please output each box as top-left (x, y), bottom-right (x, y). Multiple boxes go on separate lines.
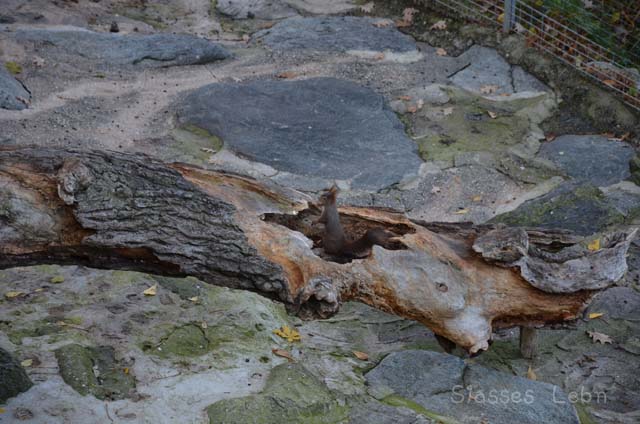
top-left (588, 312), bottom-right (604, 320)
top-left (435, 48), bottom-right (447, 56)
top-left (545, 133), bottom-right (557, 142)
top-left (407, 105), bottom-right (418, 113)
top-left (373, 20), bottom-right (393, 28)
top-left (397, 95), bottom-right (411, 101)
top-left (359, 2), bottom-right (374, 13)
top-left (402, 7), bottom-right (418, 25)
top-left (526, 365), bottom-right (537, 380)
top-left (373, 52), bottom-right (385, 61)
top-left (143, 284), bottom-right (157, 296)
top-left (430, 20), bottom-right (447, 30)
top-left (587, 331), bottom-right (613, 344)
top-left (353, 351), bottom-right (369, 361)
top-left (479, 84), bottom-right (499, 94)
top-left (487, 111), bottom-right (498, 119)
top-left (272, 348), bottom-right (294, 362)
top-left (276, 71), bottom-right (299, 79)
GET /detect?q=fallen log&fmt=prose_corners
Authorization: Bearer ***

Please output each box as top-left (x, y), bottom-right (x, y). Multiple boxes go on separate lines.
top-left (0, 147), bottom-right (636, 353)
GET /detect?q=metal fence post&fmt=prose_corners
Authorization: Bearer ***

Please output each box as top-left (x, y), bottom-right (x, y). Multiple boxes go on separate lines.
top-left (503, 0), bottom-right (516, 32)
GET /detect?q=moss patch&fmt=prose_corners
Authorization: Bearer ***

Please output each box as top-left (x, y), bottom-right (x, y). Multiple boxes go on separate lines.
top-left (206, 363), bottom-right (349, 424)
top-left (382, 394), bottom-right (460, 424)
top-left (5, 61), bottom-right (22, 75)
top-left (55, 344), bottom-right (135, 400)
top-left (167, 124), bottom-right (223, 165)
top-left (154, 275), bottom-right (201, 300)
top-left (154, 324), bottom-right (212, 357)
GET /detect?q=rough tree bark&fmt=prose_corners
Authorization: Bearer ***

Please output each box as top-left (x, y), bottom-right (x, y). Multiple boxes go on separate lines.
top-left (0, 147), bottom-right (636, 353)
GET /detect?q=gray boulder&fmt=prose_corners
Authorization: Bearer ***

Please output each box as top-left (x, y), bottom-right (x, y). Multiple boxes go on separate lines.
top-left (254, 16), bottom-right (417, 53)
top-left (0, 66), bottom-right (30, 110)
top-left (0, 347), bottom-right (33, 402)
top-left (538, 135), bottom-right (635, 186)
top-left (175, 78), bottom-right (422, 190)
top-left (366, 350), bottom-right (580, 424)
top-left (11, 28), bottom-right (231, 69)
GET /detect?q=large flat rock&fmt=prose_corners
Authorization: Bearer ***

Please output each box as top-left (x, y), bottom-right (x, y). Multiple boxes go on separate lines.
top-left (0, 65), bottom-right (30, 110)
top-left (254, 16), bottom-right (418, 53)
top-left (366, 350), bottom-right (579, 424)
top-left (538, 135), bottom-right (635, 186)
top-left (10, 28), bottom-right (231, 69)
top-left (175, 78), bottom-right (422, 190)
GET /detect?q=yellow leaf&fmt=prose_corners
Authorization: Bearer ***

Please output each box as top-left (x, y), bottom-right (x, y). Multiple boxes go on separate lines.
top-left (5, 291), bottom-right (24, 299)
top-left (51, 275), bottom-right (65, 284)
top-left (497, 13), bottom-right (504, 23)
top-left (588, 312), bottom-right (604, 319)
top-left (188, 296), bottom-right (199, 302)
top-left (454, 208), bottom-right (469, 215)
top-left (35, 288), bottom-right (44, 292)
top-left (123, 367), bottom-right (129, 374)
top-left (272, 348), bottom-right (294, 362)
top-left (0, 407), bottom-right (4, 413)
top-left (21, 359), bottom-right (33, 367)
top-left (472, 195), bottom-right (482, 202)
top-left (587, 239), bottom-right (600, 251)
top-left (143, 284), bottom-right (157, 296)
top-left (526, 365), bottom-right (537, 380)
top-left (273, 325), bottom-right (301, 342)
top-left (353, 351), bottom-right (369, 361)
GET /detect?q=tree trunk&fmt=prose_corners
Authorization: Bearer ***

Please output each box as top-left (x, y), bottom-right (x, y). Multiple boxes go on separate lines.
top-left (0, 147), bottom-right (635, 353)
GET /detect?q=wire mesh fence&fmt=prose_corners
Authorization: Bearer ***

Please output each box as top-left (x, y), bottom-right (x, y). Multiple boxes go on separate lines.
top-left (422, 0), bottom-right (640, 110)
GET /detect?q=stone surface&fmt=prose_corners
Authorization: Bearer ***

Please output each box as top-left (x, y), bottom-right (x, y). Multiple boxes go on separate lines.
top-left (254, 16), bottom-right (418, 53)
top-left (0, 65), bottom-right (30, 110)
top-left (216, 0), bottom-right (298, 20)
top-left (450, 46), bottom-right (548, 96)
top-left (0, 347), bottom-right (33, 403)
top-left (587, 286), bottom-right (640, 321)
top-left (538, 135), bottom-right (635, 186)
top-left (206, 363), bottom-right (349, 423)
top-left (366, 350), bottom-right (580, 424)
top-left (10, 28), bottom-right (231, 69)
top-left (491, 182), bottom-right (625, 235)
top-left (175, 78), bottom-right (422, 189)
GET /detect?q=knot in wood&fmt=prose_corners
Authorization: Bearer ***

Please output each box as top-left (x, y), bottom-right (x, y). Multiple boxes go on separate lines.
top-left (57, 158), bottom-right (93, 205)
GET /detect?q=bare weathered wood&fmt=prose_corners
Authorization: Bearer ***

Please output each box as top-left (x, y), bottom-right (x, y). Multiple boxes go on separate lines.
top-left (519, 326), bottom-right (539, 359)
top-left (0, 147), bottom-right (636, 354)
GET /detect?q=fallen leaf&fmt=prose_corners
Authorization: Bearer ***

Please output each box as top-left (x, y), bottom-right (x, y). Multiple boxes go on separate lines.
top-left (51, 275), bottom-right (65, 284)
top-left (359, 1), bottom-right (374, 13)
top-left (21, 359), bottom-right (33, 367)
top-left (143, 284), bottom-right (157, 296)
top-left (435, 48), bottom-right (447, 56)
top-left (200, 147), bottom-right (216, 154)
top-left (407, 105), bottom-right (418, 113)
top-left (35, 288), bottom-right (44, 292)
top-left (588, 312), bottom-right (604, 320)
top-left (0, 407), bottom-right (4, 413)
top-left (353, 351), bottom-right (369, 361)
top-left (430, 20), bottom-right (447, 30)
top-left (397, 95), bottom-right (411, 101)
top-left (487, 111), bottom-right (498, 119)
top-left (442, 106), bottom-right (454, 116)
top-left (526, 365), bottom-right (537, 380)
top-left (201, 321), bottom-right (208, 329)
top-left (373, 20), bottom-right (393, 28)
top-left (454, 208), bottom-right (469, 215)
top-left (472, 195), bottom-right (482, 202)
top-left (587, 239), bottom-right (600, 251)
top-left (402, 7), bottom-right (418, 25)
top-left (124, 367), bottom-right (130, 374)
top-left (188, 296), bottom-right (199, 302)
top-left (545, 133), bottom-right (557, 142)
top-left (497, 13), bottom-right (504, 23)
top-left (5, 291), bottom-right (25, 299)
top-left (431, 186), bottom-right (441, 194)
top-left (479, 84), bottom-right (499, 94)
top-left (276, 71), bottom-right (299, 79)
top-left (273, 325), bottom-right (301, 342)
top-left (587, 331), bottom-right (613, 344)
top-left (272, 348), bottom-right (294, 362)
top-left (373, 52), bottom-right (385, 61)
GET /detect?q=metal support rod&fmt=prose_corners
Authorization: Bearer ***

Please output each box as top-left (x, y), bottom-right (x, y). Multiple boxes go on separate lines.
top-left (503, 0), bottom-right (516, 32)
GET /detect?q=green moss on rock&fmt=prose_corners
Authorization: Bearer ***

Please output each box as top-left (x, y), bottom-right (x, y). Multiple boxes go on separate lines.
top-left (206, 363), bottom-right (349, 424)
top-left (382, 394), bottom-right (460, 424)
top-left (5, 61), bottom-right (22, 75)
top-left (168, 124), bottom-right (223, 165)
top-left (155, 324), bottom-right (211, 357)
top-left (0, 347), bottom-right (33, 403)
top-left (55, 344), bottom-right (135, 400)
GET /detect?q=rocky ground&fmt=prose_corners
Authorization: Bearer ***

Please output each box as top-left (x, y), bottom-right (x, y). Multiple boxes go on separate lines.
top-left (1, 0), bottom-right (639, 423)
